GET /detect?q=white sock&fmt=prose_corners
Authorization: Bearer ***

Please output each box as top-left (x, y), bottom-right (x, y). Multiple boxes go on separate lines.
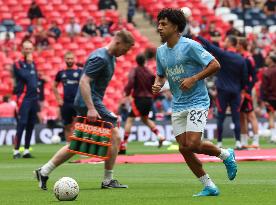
top-left (217, 142), bottom-right (222, 148)
top-left (41, 161), bottom-right (56, 176)
top-left (271, 128), bottom-right (276, 137)
top-left (199, 174), bottom-right (216, 188)
top-left (23, 149), bottom-right (30, 155)
top-left (252, 134), bottom-right (259, 146)
top-left (104, 169), bottom-right (113, 182)
top-left (241, 134), bottom-right (248, 146)
top-left (13, 150), bottom-right (19, 155)
top-left (218, 148), bottom-right (230, 160)
top-left (235, 140), bottom-right (242, 148)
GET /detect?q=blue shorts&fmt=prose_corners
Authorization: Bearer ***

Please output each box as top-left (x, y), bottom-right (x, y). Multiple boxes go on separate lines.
top-left (61, 103), bottom-right (77, 125)
top-left (17, 99), bottom-right (39, 124)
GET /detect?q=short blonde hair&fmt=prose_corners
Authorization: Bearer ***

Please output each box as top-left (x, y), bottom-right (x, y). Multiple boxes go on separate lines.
top-left (64, 51), bottom-right (74, 58)
top-left (115, 29), bottom-right (135, 46)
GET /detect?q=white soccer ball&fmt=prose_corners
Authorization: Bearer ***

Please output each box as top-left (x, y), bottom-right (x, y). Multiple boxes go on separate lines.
top-left (181, 7), bottom-right (192, 18)
top-left (259, 129), bottom-right (272, 138)
top-left (270, 135), bottom-right (276, 143)
top-left (51, 135), bottom-right (61, 144)
top-left (54, 177), bottom-right (79, 201)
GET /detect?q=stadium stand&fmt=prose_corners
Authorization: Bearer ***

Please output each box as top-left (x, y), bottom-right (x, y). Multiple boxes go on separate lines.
top-left (0, 0), bottom-right (154, 121)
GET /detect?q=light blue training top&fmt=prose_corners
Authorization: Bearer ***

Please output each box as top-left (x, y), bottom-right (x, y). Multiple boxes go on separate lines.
top-left (156, 36), bottom-right (214, 112)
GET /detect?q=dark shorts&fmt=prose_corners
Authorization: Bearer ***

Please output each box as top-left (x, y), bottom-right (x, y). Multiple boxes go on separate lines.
top-left (240, 98), bottom-right (254, 113)
top-left (61, 103), bottom-right (77, 125)
top-left (266, 100), bottom-right (276, 112)
top-left (74, 104), bottom-right (117, 127)
top-left (17, 99), bottom-right (39, 124)
top-left (129, 97), bottom-right (153, 117)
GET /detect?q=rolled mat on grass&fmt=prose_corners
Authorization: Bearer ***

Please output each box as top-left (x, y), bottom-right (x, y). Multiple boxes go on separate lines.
top-left (71, 148), bottom-right (276, 164)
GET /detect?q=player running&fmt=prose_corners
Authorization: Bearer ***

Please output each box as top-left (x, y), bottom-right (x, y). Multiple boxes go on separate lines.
top-left (119, 53), bottom-right (165, 154)
top-left (153, 8), bottom-right (237, 196)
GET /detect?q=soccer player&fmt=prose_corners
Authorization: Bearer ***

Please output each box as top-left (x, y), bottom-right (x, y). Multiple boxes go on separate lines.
top-left (262, 53), bottom-right (276, 141)
top-left (118, 54), bottom-right (165, 154)
top-left (236, 39), bottom-right (259, 148)
top-left (34, 30), bottom-right (134, 190)
top-left (196, 35), bottom-right (248, 149)
top-left (153, 8), bottom-right (237, 196)
top-left (13, 40), bottom-right (39, 159)
top-left (53, 52), bottom-right (82, 142)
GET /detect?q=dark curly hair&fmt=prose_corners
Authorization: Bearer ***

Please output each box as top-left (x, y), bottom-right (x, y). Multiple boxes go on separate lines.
top-left (157, 8), bottom-right (186, 33)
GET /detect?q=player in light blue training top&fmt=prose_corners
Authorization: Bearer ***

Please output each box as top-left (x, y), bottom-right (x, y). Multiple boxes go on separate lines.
top-left (152, 8), bottom-right (237, 197)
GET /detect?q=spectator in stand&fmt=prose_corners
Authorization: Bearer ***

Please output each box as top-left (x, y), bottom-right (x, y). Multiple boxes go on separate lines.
top-left (0, 95), bottom-right (16, 125)
top-left (27, 1), bottom-right (44, 21)
top-left (0, 32), bottom-right (16, 55)
top-left (261, 52), bottom-right (276, 141)
top-left (251, 42), bottom-right (265, 69)
top-left (226, 21), bottom-right (242, 37)
top-left (214, 0), bottom-right (240, 9)
top-left (197, 35), bottom-right (248, 149)
top-left (256, 26), bottom-right (273, 49)
top-left (98, 16), bottom-right (112, 37)
top-left (127, 0), bottom-right (136, 25)
top-left (189, 19), bottom-right (201, 37)
top-left (98, 0), bottom-right (118, 10)
top-left (110, 16), bottom-right (127, 35)
top-left (34, 25), bottom-right (49, 50)
top-left (242, 0), bottom-right (256, 9)
top-left (263, 0), bottom-right (276, 16)
top-left (48, 21), bottom-right (61, 40)
top-left (81, 17), bottom-right (99, 37)
top-left (208, 22), bottom-right (221, 47)
top-left (199, 16), bottom-right (210, 39)
top-left (237, 38), bottom-right (259, 148)
top-left (65, 17), bottom-right (81, 38)
top-left (27, 17), bottom-right (44, 35)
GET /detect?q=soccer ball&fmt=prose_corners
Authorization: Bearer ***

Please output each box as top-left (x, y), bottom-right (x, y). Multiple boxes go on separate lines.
top-left (181, 7), bottom-right (192, 18)
top-left (51, 135), bottom-right (61, 144)
top-left (270, 135), bottom-right (276, 143)
top-left (259, 129), bottom-right (272, 138)
top-left (53, 177), bottom-right (79, 201)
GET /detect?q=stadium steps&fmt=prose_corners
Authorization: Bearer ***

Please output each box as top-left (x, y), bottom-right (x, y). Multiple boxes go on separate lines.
top-left (117, 0), bottom-right (160, 47)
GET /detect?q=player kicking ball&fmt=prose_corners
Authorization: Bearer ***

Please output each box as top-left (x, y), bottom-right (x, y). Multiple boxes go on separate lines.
top-left (153, 8), bottom-right (237, 196)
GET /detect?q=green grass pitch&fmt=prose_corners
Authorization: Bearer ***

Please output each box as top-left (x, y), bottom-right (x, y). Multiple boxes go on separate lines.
top-left (0, 139), bottom-right (276, 205)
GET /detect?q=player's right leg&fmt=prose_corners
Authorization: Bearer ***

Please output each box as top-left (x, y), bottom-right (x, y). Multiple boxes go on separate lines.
top-left (34, 145), bottom-right (75, 190)
top-left (141, 116), bottom-right (165, 148)
top-left (247, 111), bottom-right (260, 147)
top-left (102, 127), bottom-right (128, 189)
top-left (176, 134), bottom-right (219, 196)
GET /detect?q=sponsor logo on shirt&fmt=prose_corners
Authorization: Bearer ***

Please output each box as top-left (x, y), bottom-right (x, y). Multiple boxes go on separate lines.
top-left (166, 64), bottom-right (186, 83)
top-left (73, 72), bottom-right (79, 78)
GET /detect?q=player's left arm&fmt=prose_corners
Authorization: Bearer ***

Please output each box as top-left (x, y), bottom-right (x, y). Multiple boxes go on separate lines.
top-left (180, 43), bottom-right (220, 91)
